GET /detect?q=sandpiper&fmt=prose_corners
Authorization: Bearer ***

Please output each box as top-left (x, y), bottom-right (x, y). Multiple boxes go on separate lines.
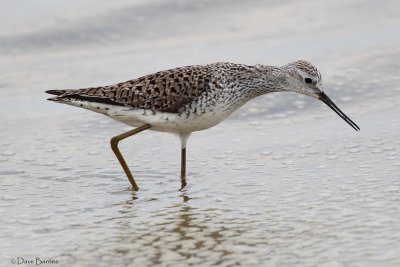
top-left (46, 60), bottom-right (359, 191)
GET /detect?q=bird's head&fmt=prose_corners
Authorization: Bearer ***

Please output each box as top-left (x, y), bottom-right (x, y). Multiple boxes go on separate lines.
top-left (283, 60), bottom-right (323, 98)
top-left (282, 60), bottom-right (360, 131)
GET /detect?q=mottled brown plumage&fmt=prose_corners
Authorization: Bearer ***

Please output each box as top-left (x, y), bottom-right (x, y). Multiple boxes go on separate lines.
top-left (45, 60), bottom-right (359, 191)
top-left (49, 63), bottom-right (230, 113)
top-left (46, 62), bottom-right (282, 114)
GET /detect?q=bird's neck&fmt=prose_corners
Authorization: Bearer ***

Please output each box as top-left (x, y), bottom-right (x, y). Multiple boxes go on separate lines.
top-left (228, 64), bottom-right (286, 99)
top-left (200, 65), bottom-right (287, 117)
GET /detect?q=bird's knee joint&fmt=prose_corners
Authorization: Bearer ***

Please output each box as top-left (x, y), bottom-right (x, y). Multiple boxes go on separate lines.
top-left (110, 137), bottom-right (119, 147)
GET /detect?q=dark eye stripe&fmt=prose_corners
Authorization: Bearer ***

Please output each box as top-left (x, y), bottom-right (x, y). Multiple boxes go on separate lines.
top-left (304, 78), bottom-right (312, 84)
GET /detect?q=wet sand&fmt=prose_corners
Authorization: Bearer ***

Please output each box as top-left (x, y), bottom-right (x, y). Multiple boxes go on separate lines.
top-left (1, 0), bottom-right (400, 266)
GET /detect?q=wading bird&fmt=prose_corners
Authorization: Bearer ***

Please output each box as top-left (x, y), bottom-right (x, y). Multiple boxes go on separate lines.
top-left (46, 60), bottom-right (359, 191)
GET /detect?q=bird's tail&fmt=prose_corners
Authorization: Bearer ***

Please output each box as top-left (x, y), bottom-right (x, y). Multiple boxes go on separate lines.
top-left (45, 89), bottom-right (74, 102)
top-left (45, 90), bottom-right (66, 102)
top-left (45, 89), bottom-right (67, 96)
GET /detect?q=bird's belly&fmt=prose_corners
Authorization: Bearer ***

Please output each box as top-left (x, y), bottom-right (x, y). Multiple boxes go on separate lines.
top-left (107, 106), bottom-right (231, 133)
top-left (63, 92), bottom-right (246, 133)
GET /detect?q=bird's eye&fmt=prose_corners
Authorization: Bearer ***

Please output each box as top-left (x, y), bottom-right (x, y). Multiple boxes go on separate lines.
top-left (304, 78), bottom-right (312, 84)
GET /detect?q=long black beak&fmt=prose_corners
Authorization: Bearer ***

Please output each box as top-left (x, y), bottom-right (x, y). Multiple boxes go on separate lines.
top-left (318, 92), bottom-right (360, 131)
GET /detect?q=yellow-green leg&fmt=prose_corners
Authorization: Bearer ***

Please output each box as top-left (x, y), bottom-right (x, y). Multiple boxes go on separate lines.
top-left (179, 133), bottom-right (190, 191)
top-left (110, 124), bottom-right (152, 191)
top-left (180, 147), bottom-right (187, 190)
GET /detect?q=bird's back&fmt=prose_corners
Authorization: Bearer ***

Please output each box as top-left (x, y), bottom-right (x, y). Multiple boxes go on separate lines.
top-left (46, 64), bottom-right (221, 113)
top-left (46, 62), bottom-right (268, 132)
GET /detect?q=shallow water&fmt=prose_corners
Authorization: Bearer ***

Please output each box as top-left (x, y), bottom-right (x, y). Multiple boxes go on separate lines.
top-left (1, 0), bottom-right (400, 266)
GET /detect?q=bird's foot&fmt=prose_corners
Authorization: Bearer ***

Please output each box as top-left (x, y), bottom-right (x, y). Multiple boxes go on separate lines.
top-left (179, 181), bottom-right (187, 192)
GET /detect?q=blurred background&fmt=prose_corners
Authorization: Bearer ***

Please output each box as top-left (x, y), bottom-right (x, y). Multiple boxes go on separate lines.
top-left (1, 0), bottom-right (399, 266)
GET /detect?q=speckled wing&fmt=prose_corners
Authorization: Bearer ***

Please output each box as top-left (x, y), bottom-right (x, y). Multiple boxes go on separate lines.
top-left (47, 65), bottom-right (214, 113)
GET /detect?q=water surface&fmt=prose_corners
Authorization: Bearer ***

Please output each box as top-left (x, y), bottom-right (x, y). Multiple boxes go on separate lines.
top-left (1, 0), bottom-right (400, 266)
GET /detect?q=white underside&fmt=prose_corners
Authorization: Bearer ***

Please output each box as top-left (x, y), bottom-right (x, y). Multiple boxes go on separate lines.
top-left (63, 100), bottom-right (235, 134)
